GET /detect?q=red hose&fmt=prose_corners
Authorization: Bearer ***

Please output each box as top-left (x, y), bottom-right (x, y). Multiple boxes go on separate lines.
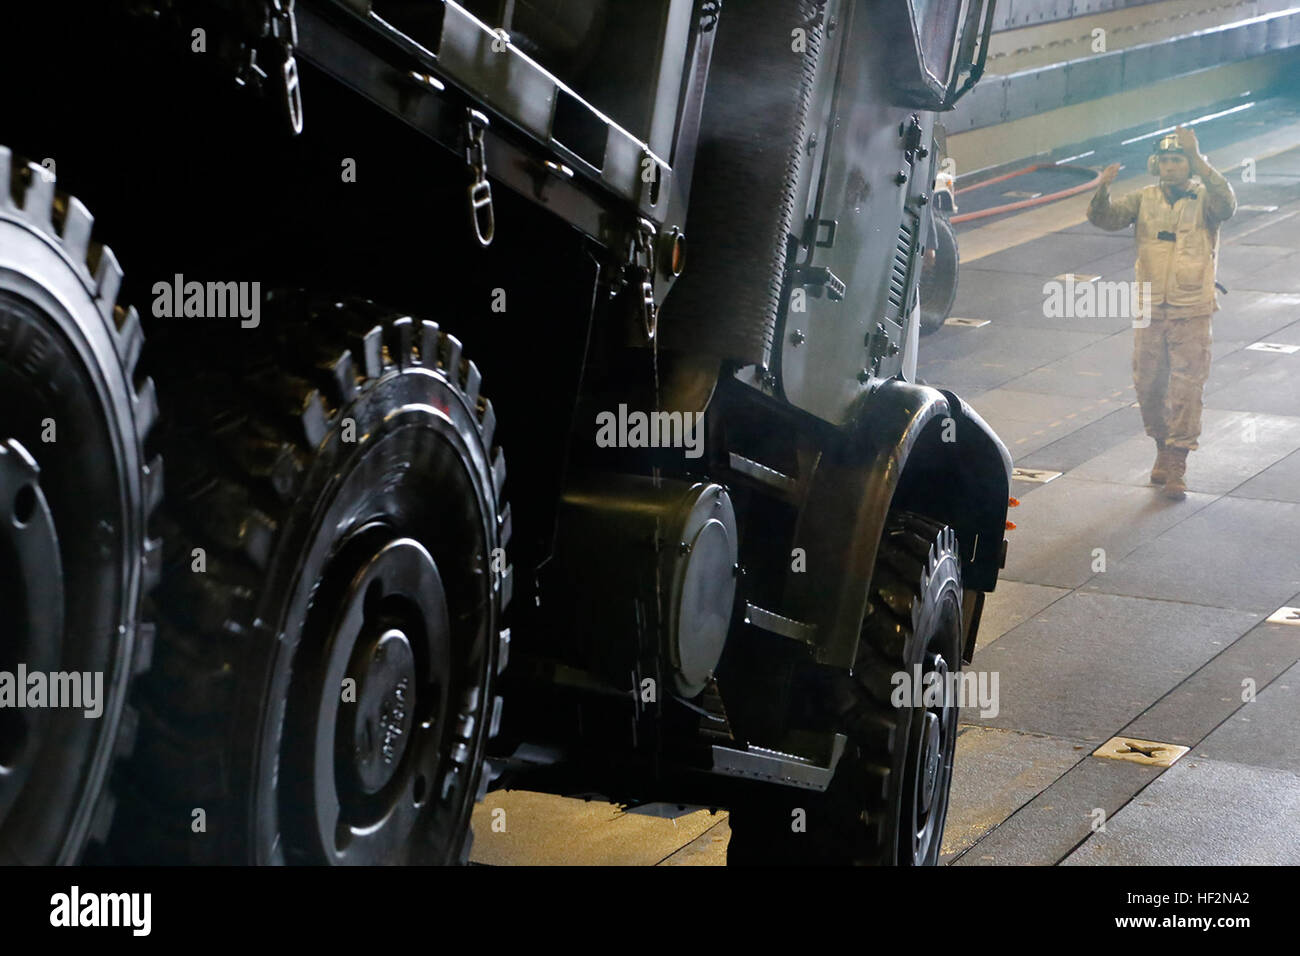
top-left (953, 163), bottom-right (1054, 194)
top-left (950, 163), bottom-right (1103, 225)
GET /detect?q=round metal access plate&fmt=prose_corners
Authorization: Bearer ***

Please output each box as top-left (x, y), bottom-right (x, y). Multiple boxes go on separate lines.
top-left (674, 516), bottom-right (736, 697)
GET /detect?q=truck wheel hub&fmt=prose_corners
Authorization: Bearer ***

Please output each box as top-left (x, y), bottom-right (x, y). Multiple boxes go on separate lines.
top-left (348, 627), bottom-right (418, 795)
top-left (920, 711), bottom-right (941, 813)
top-left (0, 438), bottom-right (62, 783)
top-left (294, 529), bottom-right (453, 864)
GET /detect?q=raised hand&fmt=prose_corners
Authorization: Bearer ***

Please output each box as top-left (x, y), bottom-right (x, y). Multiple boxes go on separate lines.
top-left (1098, 163), bottom-right (1121, 186)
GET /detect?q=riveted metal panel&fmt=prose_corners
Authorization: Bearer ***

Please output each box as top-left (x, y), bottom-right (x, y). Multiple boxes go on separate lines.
top-left (1241, 18), bottom-right (1270, 56)
top-left (774, 0), bottom-right (962, 424)
top-left (1002, 63), bottom-right (1066, 123)
top-left (1156, 35), bottom-right (1188, 81)
top-left (947, 73), bottom-right (1008, 130)
top-left (1120, 39), bottom-right (1157, 87)
top-left (1064, 54), bottom-right (1122, 105)
top-left (957, 7), bottom-right (1300, 131)
top-left (1070, 0), bottom-right (1109, 17)
top-left (1284, 10), bottom-right (1300, 48)
top-left (1220, 21), bottom-right (1250, 62)
top-left (991, 1), bottom-right (1014, 33)
top-left (994, 0), bottom-right (1164, 32)
top-left (1180, 29), bottom-right (1220, 74)
top-left (1011, 0), bottom-right (1072, 27)
top-left (1265, 12), bottom-right (1292, 51)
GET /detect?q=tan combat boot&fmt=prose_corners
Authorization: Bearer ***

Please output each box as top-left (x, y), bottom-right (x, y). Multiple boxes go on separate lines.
top-left (1163, 447), bottom-right (1189, 499)
top-left (1150, 440), bottom-right (1172, 484)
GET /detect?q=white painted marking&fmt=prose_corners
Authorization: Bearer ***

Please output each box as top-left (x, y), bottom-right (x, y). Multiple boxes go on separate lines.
top-left (1002, 190), bottom-right (1042, 199)
top-left (1119, 102), bottom-right (1256, 146)
top-left (1227, 209), bottom-right (1300, 245)
top-left (1266, 606), bottom-right (1300, 626)
top-left (945, 317), bottom-right (990, 328)
top-left (1238, 204), bottom-right (1279, 213)
top-left (1055, 150), bottom-right (1095, 165)
top-left (1054, 273), bottom-right (1100, 283)
top-left (1011, 467), bottom-right (1061, 484)
top-left (1246, 342), bottom-right (1300, 354)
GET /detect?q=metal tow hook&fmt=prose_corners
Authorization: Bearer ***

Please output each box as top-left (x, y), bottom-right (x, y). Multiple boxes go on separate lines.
top-left (634, 219), bottom-right (658, 341)
top-left (465, 109), bottom-right (495, 247)
top-left (271, 0), bottom-right (303, 135)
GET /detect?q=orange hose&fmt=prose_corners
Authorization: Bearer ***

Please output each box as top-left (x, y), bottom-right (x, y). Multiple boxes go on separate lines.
top-left (954, 163), bottom-right (1055, 194)
top-left (950, 163), bottom-right (1103, 225)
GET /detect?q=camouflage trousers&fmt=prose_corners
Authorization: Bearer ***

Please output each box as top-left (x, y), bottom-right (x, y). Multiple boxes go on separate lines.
top-left (1133, 312), bottom-right (1213, 451)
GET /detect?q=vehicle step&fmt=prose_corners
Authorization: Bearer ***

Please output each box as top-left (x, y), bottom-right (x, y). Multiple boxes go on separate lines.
top-left (709, 734), bottom-right (847, 791)
top-left (727, 452), bottom-right (798, 498)
top-left (744, 602), bottom-right (817, 647)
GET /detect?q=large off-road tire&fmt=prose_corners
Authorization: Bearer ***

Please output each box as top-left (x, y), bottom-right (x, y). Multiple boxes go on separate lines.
top-left (727, 512), bottom-right (963, 865)
top-left (0, 146), bottom-right (159, 863)
top-left (112, 293), bottom-right (510, 864)
top-left (918, 214), bottom-right (959, 336)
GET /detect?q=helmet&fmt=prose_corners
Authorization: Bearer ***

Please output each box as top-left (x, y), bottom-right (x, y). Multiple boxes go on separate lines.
top-left (1153, 132), bottom-right (1189, 157)
top-left (1148, 133), bottom-right (1190, 175)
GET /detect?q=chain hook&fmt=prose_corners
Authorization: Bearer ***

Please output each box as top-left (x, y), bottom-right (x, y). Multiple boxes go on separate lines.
top-left (270, 0), bottom-right (303, 134)
top-left (465, 109), bottom-right (495, 247)
top-left (634, 218), bottom-right (658, 341)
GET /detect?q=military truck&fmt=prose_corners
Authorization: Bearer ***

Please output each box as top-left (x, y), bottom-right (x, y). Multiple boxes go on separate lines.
top-left (0, 0), bottom-right (1009, 865)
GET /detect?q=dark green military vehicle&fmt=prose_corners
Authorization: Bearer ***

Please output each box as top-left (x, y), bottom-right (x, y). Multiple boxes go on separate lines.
top-left (1, 0), bottom-right (1009, 865)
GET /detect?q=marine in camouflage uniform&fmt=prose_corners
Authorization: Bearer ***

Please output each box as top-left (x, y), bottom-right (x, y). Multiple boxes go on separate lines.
top-left (1087, 126), bottom-right (1236, 499)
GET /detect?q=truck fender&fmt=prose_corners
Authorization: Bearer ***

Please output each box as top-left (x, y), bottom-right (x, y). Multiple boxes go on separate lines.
top-left (784, 380), bottom-right (1011, 669)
